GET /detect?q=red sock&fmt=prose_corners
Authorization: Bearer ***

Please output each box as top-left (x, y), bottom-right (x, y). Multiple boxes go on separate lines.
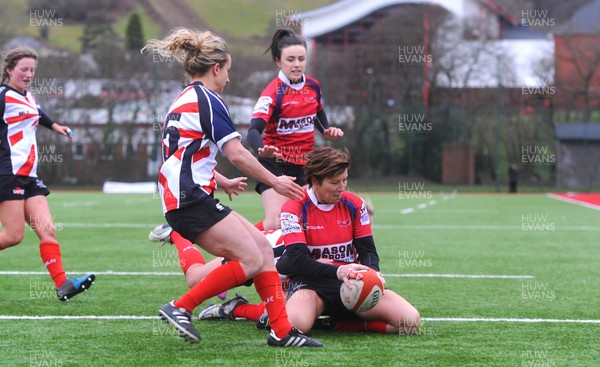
top-left (253, 271), bottom-right (292, 338)
top-left (39, 242), bottom-right (67, 287)
top-left (335, 320), bottom-right (388, 334)
top-left (232, 303), bottom-right (265, 321)
top-left (254, 221), bottom-right (265, 231)
top-left (171, 231), bottom-right (206, 274)
top-left (174, 260), bottom-right (246, 312)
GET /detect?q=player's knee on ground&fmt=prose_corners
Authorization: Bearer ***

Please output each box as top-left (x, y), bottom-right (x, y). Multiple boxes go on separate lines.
top-left (287, 312), bottom-right (314, 334)
top-left (397, 308), bottom-right (421, 335)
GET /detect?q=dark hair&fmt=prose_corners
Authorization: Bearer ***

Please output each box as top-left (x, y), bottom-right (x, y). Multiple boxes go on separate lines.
top-left (2, 46), bottom-right (38, 85)
top-left (305, 147), bottom-right (351, 187)
top-left (265, 28), bottom-right (307, 62)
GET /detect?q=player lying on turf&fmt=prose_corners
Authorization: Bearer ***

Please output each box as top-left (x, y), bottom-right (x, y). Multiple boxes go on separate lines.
top-left (150, 147), bottom-right (415, 335)
top-left (149, 182), bottom-right (376, 325)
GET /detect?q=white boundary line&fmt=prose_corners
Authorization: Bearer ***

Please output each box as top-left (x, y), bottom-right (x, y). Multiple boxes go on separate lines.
top-left (547, 193), bottom-right (600, 211)
top-left (373, 224), bottom-right (600, 231)
top-left (423, 317), bottom-right (600, 324)
top-left (0, 315), bottom-right (598, 323)
top-left (384, 273), bottom-right (534, 279)
top-left (38, 222), bottom-right (600, 231)
top-left (0, 271), bottom-right (534, 279)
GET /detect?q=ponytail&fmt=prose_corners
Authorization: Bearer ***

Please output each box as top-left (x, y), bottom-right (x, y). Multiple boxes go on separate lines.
top-left (265, 28), bottom-right (307, 62)
top-left (142, 28), bottom-right (229, 79)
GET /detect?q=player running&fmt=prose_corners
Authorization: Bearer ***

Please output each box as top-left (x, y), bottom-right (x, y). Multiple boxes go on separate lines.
top-left (142, 28), bottom-right (330, 347)
top-left (247, 28), bottom-right (343, 231)
top-left (0, 46), bottom-right (95, 301)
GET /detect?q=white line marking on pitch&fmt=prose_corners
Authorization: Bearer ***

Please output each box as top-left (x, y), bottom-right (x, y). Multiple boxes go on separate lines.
top-left (384, 273), bottom-right (534, 279)
top-left (62, 223), bottom-right (157, 228)
top-left (1, 315), bottom-right (598, 324)
top-left (0, 271), bottom-right (533, 279)
top-left (61, 201), bottom-right (98, 208)
top-left (0, 271), bottom-right (182, 276)
top-left (423, 317), bottom-right (600, 324)
top-left (373, 224), bottom-right (600, 231)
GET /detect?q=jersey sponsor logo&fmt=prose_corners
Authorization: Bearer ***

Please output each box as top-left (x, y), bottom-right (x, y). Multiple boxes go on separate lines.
top-left (282, 101), bottom-right (299, 107)
top-left (304, 224), bottom-right (324, 230)
top-left (277, 114), bottom-right (316, 135)
top-left (280, 212), bottom-right (299, 222)
top-left (253, 96), bottom-right (272, 115)
top-left (337, 218), bottom-right (351, 227)
top-left (360, 203), bottom-right (370, 225)
top-left (13, 187), bottom-right (25, 195)
top-left (308, 242), bottom-right (355, 262)
top-left (305, 96), bottom-right (316, 103)
top-left (281, 220), bottom-right (302, 235)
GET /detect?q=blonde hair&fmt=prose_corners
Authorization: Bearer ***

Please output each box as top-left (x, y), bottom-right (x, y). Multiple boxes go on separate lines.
top-left (142, 28), bottom-right (229, 79)
top-left (2, 46), bottom-right (38, 84)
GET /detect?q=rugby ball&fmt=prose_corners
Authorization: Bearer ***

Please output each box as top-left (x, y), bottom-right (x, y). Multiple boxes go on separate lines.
top-left (339, 268), bottom-right (384, 313)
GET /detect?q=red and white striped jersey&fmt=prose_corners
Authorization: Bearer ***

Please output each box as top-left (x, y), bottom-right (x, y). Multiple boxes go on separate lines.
top-left (263, 229), bottom-right (285, 263)
top-left (251, 70), bottom-right (323, 165)
top-left (280, 188), bottom-right (372, 265)
top-left (0, 85), bottom-right (43, 177)
top-left (159, 82), bottom-right (241, 213)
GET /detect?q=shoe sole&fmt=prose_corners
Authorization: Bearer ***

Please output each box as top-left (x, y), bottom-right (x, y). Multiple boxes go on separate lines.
top-left (58, 274), bottom-right (95, 302)
top-left (159, 309), bottom-right (201, 343)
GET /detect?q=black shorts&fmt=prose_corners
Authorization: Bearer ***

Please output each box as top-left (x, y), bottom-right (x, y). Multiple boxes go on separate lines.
top-left (0, 175), bottom-right (50, 202)
top-left (165, 196), bottom-right (232, 243)
top-left (286, 275), bottom-right (361, 321)
top-left (255, 157), bottom-right (306, 194)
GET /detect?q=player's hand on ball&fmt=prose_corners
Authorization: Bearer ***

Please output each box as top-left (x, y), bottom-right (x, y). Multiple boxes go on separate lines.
top-left (376, 272), bottom-right (386, 288)
top-left (336, 263), bottom-right (370, 286)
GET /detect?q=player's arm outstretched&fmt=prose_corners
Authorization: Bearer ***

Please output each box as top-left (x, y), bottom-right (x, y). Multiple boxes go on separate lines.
top-left (214, 171), bottom-right (247, 201)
